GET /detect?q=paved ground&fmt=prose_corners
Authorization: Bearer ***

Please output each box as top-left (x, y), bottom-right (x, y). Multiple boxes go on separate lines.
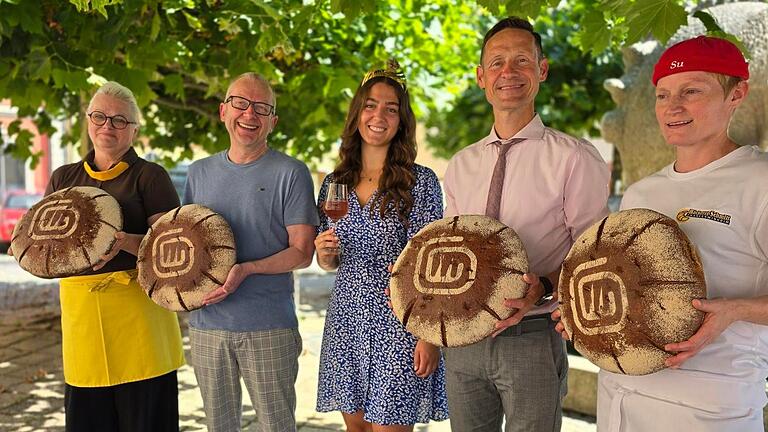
top-left (0, 255), bottom-right (596, 431)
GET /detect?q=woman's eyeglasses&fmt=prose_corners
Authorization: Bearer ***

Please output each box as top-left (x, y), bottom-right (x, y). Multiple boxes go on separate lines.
top-left (87, 111), bottom-right (137, 130)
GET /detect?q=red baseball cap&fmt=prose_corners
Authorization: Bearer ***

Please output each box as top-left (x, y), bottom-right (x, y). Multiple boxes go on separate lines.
top-left (652, 36), bottom-right (749, 86)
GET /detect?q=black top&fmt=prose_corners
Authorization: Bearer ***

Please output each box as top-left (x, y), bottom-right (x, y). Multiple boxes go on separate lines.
top-left (45, 147), bottom-right (180, 274)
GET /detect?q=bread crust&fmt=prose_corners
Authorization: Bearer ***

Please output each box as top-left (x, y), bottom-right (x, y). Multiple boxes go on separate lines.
top-left (137, 204), bottom-right (236, 311)
top-left (558, 208), bottom-right (706, 375)
top-left (11, 186), bottom-right (122, 278)
top-left (390, 215), bottom-right (529, 347)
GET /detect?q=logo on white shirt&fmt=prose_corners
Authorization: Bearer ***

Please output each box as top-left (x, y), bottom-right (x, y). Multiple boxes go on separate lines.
top-left (676, 208), bottom-right (731, 225)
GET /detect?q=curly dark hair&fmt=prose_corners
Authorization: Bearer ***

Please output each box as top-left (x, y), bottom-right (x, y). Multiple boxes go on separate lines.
top-left (331, 76), bottom-right (417, 224)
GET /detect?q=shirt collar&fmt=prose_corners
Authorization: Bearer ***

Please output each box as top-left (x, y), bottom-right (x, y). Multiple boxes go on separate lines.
top-left (483, 113), bottom-right (546, 146)
top-left (82, 147), bottom-right (138, 181)
top-left (84, 147), bottom-right (139, 168)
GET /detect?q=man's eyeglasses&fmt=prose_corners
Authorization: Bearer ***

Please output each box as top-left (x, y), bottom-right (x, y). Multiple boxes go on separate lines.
top-left (225, 96), bottom-right (274, 116)
top-left (87, 111), bottom-right (137, 130)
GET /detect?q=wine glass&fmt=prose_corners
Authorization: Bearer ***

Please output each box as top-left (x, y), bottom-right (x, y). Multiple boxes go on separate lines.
top-left (323, 183), bottom-right (348, 253)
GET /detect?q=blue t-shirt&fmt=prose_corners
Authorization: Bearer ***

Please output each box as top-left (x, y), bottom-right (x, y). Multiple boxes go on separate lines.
top-left (183, 149), bottom-right (319, 331)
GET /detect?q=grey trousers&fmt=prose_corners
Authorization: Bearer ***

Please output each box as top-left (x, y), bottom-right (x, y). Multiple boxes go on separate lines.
top-left (189, 327), bottom-right (302, 432)
top-left (443, 325), bottom-right (567, 432)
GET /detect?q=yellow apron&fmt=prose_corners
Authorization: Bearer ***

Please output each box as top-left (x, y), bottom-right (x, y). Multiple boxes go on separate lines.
top-left (60, 270), bottom-right (185, 387)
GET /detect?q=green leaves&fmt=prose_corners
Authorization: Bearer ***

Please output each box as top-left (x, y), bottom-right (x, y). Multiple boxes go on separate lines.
top-left (574, 9), bottom-right (613, 57)
top-left (463, 0), bottom-right (706, 56)
top-left (0, 0), bottom-right (745, 168)
top-left (51, 69), bottom-right (90, 91)
top-left (8, 0), bottom-right (44, 34)
top-left (330, 0), bottom-right (377, 20)
top-left (162, 74), bottom-right (185, 101)
top-left (476, 0), bottom-right (502, 13)
top-left (692, 10), bottom-right (751, 59)
top-left (251, 0), bottom-right (281, 21)
top-left (502, 0), bottom-right (542, 20)
top-left (692, 10), bottom-right (718, 32)
top-left (182, 10), bottom-right (202, 30)
top-left (69, 0), bottom-right (120, 18)
top-left (625, 0), bottom-right (687, 44)
top-left (25, 49), bottom-right (51, 82)
top-left (4, 120), bottom-right (40, 168)
top-left (150, 8), bottom-right (162, 40)
top-left (69, 0), bottom-right (90, 12)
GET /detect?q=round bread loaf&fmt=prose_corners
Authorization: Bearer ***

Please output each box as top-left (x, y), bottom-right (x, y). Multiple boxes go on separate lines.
top-left (137, 204), bottom-right (236, 311)
top-left (11, 186), bottom-right (122, 278)
top-left (390, 215), bottom-right (529, 347)
top-left (558, 208), bottom-right (706, 375)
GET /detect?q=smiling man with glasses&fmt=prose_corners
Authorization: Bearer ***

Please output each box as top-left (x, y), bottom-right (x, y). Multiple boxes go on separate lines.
top-left (183, 72), bottom-right (318, 432)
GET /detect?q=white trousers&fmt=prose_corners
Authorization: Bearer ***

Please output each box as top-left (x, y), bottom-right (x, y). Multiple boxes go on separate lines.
top-left (597, 369), bottom-right (766, 432)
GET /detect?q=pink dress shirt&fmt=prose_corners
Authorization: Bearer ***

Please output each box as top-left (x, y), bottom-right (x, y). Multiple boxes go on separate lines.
top-left (444, 114), bottom-right (610, 314)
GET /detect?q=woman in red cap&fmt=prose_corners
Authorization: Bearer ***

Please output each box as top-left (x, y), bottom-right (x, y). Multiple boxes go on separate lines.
top-left (558, 36), bottom-right (768, 431)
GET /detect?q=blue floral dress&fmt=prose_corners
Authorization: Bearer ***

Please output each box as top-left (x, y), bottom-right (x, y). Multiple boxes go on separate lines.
top-left (316, 164), bottom-right (449, 425)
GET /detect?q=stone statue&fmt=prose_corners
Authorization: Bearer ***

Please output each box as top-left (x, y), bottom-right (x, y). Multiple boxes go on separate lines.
top-left (601, 2), bottom-right (768, 187)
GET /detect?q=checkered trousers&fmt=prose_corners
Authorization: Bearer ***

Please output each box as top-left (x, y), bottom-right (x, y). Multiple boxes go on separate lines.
top-left (189, 327), bottom-right (302, 432)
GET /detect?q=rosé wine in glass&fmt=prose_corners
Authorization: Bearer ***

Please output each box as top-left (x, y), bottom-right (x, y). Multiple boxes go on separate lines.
top-left (323, 183), bottom-right (348, 254)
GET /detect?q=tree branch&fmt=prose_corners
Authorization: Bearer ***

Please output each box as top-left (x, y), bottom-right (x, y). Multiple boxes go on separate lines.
top-left (183, 81), bottom-right (214, 94)
top-left (156, 65), bottom-right (224, 97)
top-left (153, 97), bottom-right (218, 122)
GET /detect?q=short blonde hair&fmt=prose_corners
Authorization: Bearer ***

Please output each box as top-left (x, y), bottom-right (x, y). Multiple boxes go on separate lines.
top-left (88, 81), bottom-right (141, 123)
top-left (710, 73), bottom-right (744, 98)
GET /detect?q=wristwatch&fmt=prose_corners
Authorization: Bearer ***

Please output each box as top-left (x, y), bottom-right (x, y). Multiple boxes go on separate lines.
top-left (535, 276), bottom-right (554, 306)
top-left (539, 276), bottom-right (554, 295)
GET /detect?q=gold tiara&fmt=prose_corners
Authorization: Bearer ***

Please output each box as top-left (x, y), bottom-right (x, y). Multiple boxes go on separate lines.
top-left (361, 58), bottom-right (407, 90)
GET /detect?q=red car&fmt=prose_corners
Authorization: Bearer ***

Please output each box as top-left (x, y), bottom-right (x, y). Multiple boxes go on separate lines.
top-left (0, 190), bottom-right (43, 248)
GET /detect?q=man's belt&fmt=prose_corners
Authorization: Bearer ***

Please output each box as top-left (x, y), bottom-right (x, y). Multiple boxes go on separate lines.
top-left (496, 313), bottom-right (554, 337)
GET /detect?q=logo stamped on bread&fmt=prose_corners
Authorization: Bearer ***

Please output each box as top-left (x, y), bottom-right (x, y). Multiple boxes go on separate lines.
top-left (153, 228), bottom-right (195, 277)
top-left (414, 236), bottom-right (477, 295)
top-left (28, 200), bottom-right (80, 240)
top-left (569, 257), bottom-right (628, 336)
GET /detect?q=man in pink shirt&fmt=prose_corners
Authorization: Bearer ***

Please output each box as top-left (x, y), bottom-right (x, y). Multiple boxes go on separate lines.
top-left (442, 17), bottom-right (610, 431)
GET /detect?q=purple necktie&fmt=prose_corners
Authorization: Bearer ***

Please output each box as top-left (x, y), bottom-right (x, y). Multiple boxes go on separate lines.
top-left (485, 138), bottom-right (524, 220)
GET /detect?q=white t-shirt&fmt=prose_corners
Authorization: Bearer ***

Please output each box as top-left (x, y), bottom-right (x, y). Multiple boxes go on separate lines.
top-left (598, 145), bottom-right (768, 431)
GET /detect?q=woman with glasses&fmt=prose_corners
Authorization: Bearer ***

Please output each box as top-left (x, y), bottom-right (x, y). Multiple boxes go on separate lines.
top-left (313, 60), bottom-right (449, 431)
top-left (42, 81), bottom-right (183, 431)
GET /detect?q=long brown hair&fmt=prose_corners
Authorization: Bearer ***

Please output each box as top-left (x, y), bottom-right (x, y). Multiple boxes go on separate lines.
top-left (331, 76), bottom-right (417, 223)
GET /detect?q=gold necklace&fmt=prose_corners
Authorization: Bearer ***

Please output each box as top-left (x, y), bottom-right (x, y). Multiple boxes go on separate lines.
top-left (361, 170), bottom-right (381, 182)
